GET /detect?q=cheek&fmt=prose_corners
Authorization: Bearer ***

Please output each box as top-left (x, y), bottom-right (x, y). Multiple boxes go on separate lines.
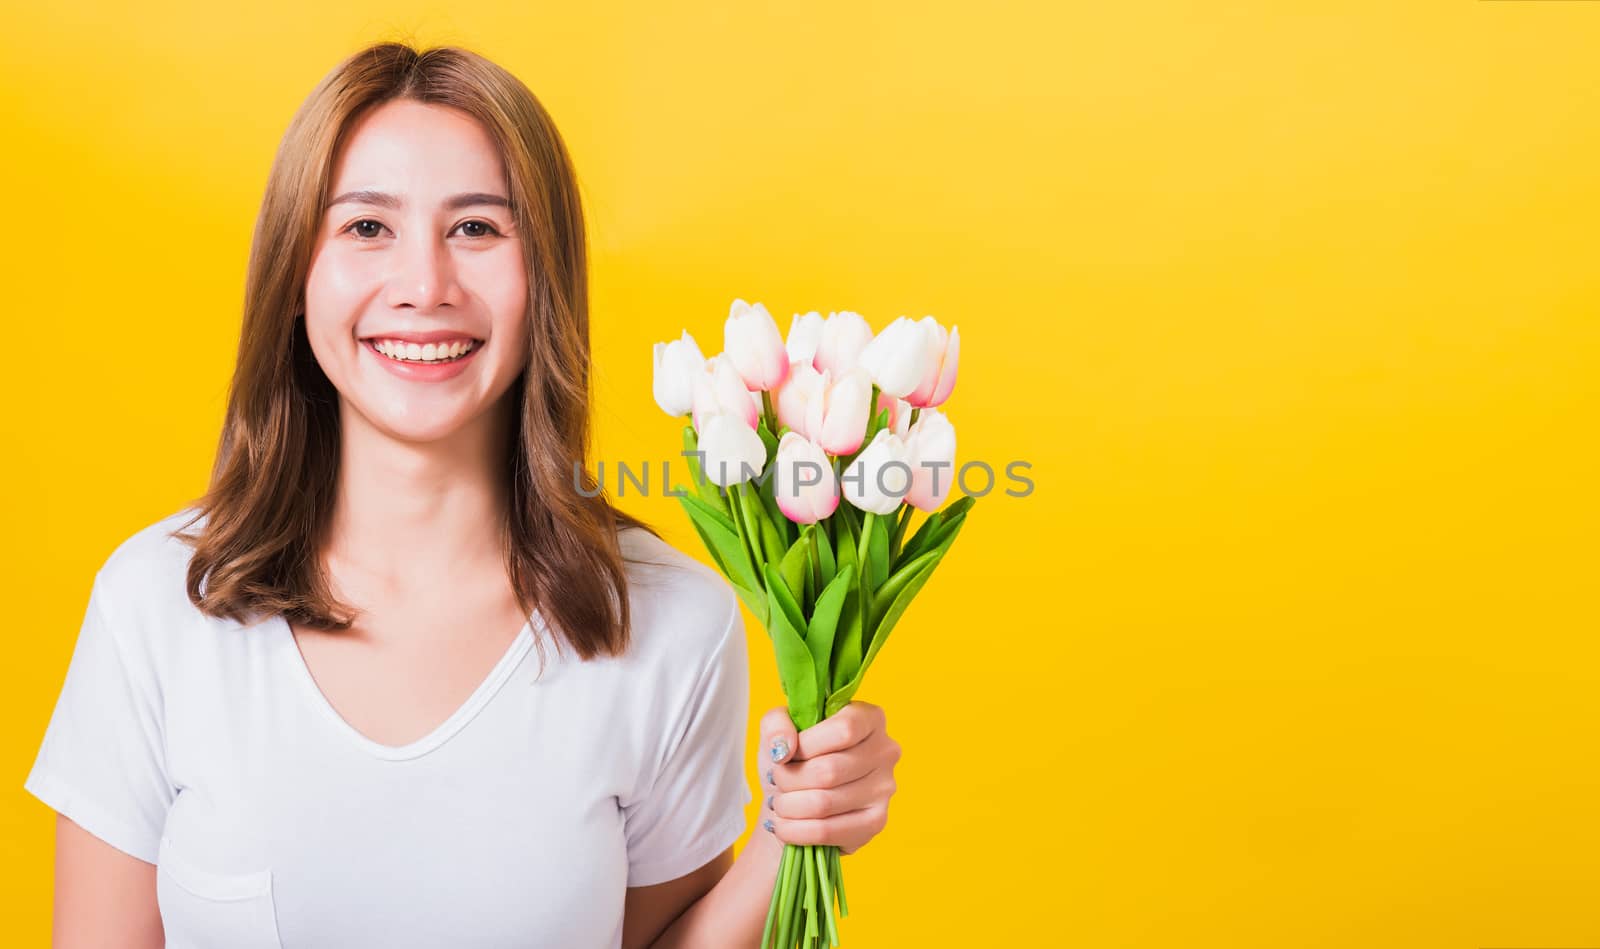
top-left (305, 249), bottom-right (378, 318)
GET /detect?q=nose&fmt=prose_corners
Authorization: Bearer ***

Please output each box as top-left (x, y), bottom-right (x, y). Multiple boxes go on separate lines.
top-left (384, 226), bottom-right (462, 313)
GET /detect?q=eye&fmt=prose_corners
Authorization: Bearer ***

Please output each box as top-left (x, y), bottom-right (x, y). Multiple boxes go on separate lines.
top-left (454, 220), bottom-right (502, 238)
top-left (344, 218), bottom-right (388, 240)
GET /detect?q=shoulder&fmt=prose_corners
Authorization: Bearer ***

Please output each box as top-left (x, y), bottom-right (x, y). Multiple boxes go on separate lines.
top-left (613, 526), bottom-right (744, 669)
top-left (92, 505), bottom-right (207, 614)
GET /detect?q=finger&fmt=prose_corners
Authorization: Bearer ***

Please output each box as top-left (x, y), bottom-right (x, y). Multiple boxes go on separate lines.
top-left (773, 739), bottom-right (880, 792)
top-left (793, 701), bottom-right (884, 761)
top-left (769, 802), bottom-right (889, 852)
top-left (774, 768), bottom-right (897, 821)
top-left (758, 705), bottom-right (799, 767)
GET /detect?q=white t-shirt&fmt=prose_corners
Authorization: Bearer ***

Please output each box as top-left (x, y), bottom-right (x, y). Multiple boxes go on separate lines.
top-left (24, 507), bottom-right (754, 949)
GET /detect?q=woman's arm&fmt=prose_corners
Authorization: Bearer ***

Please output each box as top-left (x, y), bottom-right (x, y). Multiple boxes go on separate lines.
top-left (642, 831), bottom-right (784, 949)
top-left (51, 815), bottom-right (164, 949)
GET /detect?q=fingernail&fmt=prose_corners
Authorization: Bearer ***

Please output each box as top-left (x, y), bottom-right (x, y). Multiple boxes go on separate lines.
top-left (763, 819), bottom-right (775, 834)
top-left (765, 769), bottom-right (775, 786)
top-left (770, 738), bottom-right (789, 762)
top-left (765, 794), bottom-right (774, 811)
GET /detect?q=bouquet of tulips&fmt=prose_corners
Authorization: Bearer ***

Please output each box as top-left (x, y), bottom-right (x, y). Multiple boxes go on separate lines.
top-left (651, 299), bottom-right (974, 949)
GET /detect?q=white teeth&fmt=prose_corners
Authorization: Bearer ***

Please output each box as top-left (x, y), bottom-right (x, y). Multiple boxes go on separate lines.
top-left (372, 338), bottom-right (477, 363)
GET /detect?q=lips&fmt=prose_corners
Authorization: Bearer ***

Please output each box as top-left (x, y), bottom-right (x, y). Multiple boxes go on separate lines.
top-left (358, 330), bottom-right (484, 345)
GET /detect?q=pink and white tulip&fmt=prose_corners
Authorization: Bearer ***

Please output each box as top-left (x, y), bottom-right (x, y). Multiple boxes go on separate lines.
top-left (858, 316), bottom-right (935, 400)
top-left (772, 431), bottom-right (839, 524)
top-left (906, 318), bottom-right (959, 408)
top-left (773, 360), bottom-right (825, 436)
top-left (786, 311), bottom-right (824, 366)
top-left (724, 299), bottom-right (789, 391)
top-left (692, 354), bottom-right (759, 432)
top-left (805, 367), bottom-right (873, 456)
top-left (813, 311), bottom-right (874, 378)
top-left (841, 428), bottom-right (914, 515)
top-left (697, 412), bottom-right (768, 487)
top-left (651, 330), bottom-right (705, 417)
top-left (904, 407), bottom-right (957, 511)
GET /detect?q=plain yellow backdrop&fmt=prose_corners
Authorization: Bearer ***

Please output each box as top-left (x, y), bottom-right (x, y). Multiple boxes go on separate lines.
top-left (3, 1), bottom-right (1598, 946)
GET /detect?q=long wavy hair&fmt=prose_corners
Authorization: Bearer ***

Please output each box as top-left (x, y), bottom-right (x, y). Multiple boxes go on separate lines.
top-left (173, 40), bottom-right (658, 662)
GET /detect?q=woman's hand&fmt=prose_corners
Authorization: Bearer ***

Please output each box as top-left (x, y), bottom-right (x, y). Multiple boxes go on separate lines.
top-left (757, 701), bottom-right (901, 855)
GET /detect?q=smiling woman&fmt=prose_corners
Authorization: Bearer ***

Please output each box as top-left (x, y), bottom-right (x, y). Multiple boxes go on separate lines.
top-left (22, 41), bottom-right (762, 949)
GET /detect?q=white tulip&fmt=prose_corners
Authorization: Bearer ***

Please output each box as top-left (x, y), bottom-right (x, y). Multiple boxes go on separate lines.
top-left (858, 315), bottom-right (935, 400)
top-left (840, 428), bottom-right (914, 515)
top-left (786, 311), bottom-right (825, 366)
top-left (691, 354), bottom-right (760, 432)
top-left (904, 408), bottom-right (956, 512)
top-left (697, 412), bottom-right (768, 487)
top-left (813, 311), bottom-right (874, 378)
top-left (651, 330), bottom-right (705, 417)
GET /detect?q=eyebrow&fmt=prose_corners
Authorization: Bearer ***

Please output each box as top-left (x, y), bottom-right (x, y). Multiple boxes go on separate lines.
top-left (325, 190), bottom-right (511, 212)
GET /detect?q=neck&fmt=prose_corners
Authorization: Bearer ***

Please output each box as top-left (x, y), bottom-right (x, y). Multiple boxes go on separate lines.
top-left (324, 392), bottom-right (515, 587)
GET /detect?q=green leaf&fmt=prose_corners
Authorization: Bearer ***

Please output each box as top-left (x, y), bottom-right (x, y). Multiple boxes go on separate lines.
top-left (865, 510), bottom-right (891, 591)
top-left (726, 482), bottom-right (765, 566)
top-left (766, 562), bottom-right (808, 647)
top-left (869, 547), bottom-right (941, 631)
top-left (829, 572), bottom-right (864, 696)
top-left (779, 532), bottom-right (811, 615)
top-left (826, 553), bottom-right (941, 718)
top-left (764, 564), bottom-right (823, 729)
top-left (813, 521), bottom-right (836, 587)
top-left (675, 491), bottom-right (759, 596)
top-left (898, 495), bottom-right (976, 565)
top-left (806, 563), bottom-right (855, 706)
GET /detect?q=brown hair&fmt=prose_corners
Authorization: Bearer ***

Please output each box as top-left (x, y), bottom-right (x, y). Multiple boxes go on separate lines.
top-left (173, 40), bottom-right (659, 662)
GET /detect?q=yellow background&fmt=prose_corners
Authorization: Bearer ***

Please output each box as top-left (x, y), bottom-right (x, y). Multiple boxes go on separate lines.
top-left (3, 1), bottom-right (1597, 945)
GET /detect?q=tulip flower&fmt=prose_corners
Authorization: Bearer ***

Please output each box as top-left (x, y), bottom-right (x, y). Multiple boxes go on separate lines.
top-left (697, 411), bottom-right (768, 487)
top-left (840, 428), bottom-right (914, 515)
top-left (773, 360), bottom-right (825, 436)
top-left (876, 391), bottom-right (912, 438)
top-left (725, 299), bottom-right (790, 391)
top-left (771, 431), bottom-right (840, 524)
top-left (813, 311), bottom-right (874, 378)
top-left (805, 367), bottom-right (873, 456)
top-left (651, 331), bottom-right (705, 417)
top-left (786, 311), bottom-right (824, 366)
top-left (692, 354), bottom-right (759, 432)
top-left (858, 316), bottom-right (934, 400)
top-left (904, 408), bottom-right (956, 511)
top-left (906, 318), bottom-right (959, 409)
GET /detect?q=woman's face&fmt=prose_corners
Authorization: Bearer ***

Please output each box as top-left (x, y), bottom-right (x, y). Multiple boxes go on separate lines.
top-left (304, 98), bottom-right (529, 445)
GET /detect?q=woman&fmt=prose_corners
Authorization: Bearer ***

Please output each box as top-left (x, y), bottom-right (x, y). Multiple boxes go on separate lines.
top-left (24, 41), bottom-right (900, 949)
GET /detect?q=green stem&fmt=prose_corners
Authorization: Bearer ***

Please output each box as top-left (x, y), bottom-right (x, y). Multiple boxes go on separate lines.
top-left (803, 845), bottom-right (818, 942)
top-left (817, 844), bottom-right (839, 947)
top-left (762, 389), bottom-right (778, 432)
top-left (833, 847), bottom-right (849, 917)
top-left (889, 504), bottom-right (914, 562)
top-left (857, 512), bottom-right (876, 585)
top-left (727, 483), bottom-right (764, 575)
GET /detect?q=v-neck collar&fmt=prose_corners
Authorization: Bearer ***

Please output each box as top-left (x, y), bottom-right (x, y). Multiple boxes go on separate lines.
top-left (273, 612), bottom-right (539, 762)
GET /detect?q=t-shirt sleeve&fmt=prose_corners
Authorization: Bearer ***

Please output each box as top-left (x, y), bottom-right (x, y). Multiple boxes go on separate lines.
top-left (23, 571), bottom-right (174, 864)
top-left (622, 592), bottom-right (754, 887)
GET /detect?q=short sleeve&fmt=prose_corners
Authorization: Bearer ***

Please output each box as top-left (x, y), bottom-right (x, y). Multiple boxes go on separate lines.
top-left (622, 595), bottom-right (754, 887)
top-left (23, 571), bottom-right (174, 864)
